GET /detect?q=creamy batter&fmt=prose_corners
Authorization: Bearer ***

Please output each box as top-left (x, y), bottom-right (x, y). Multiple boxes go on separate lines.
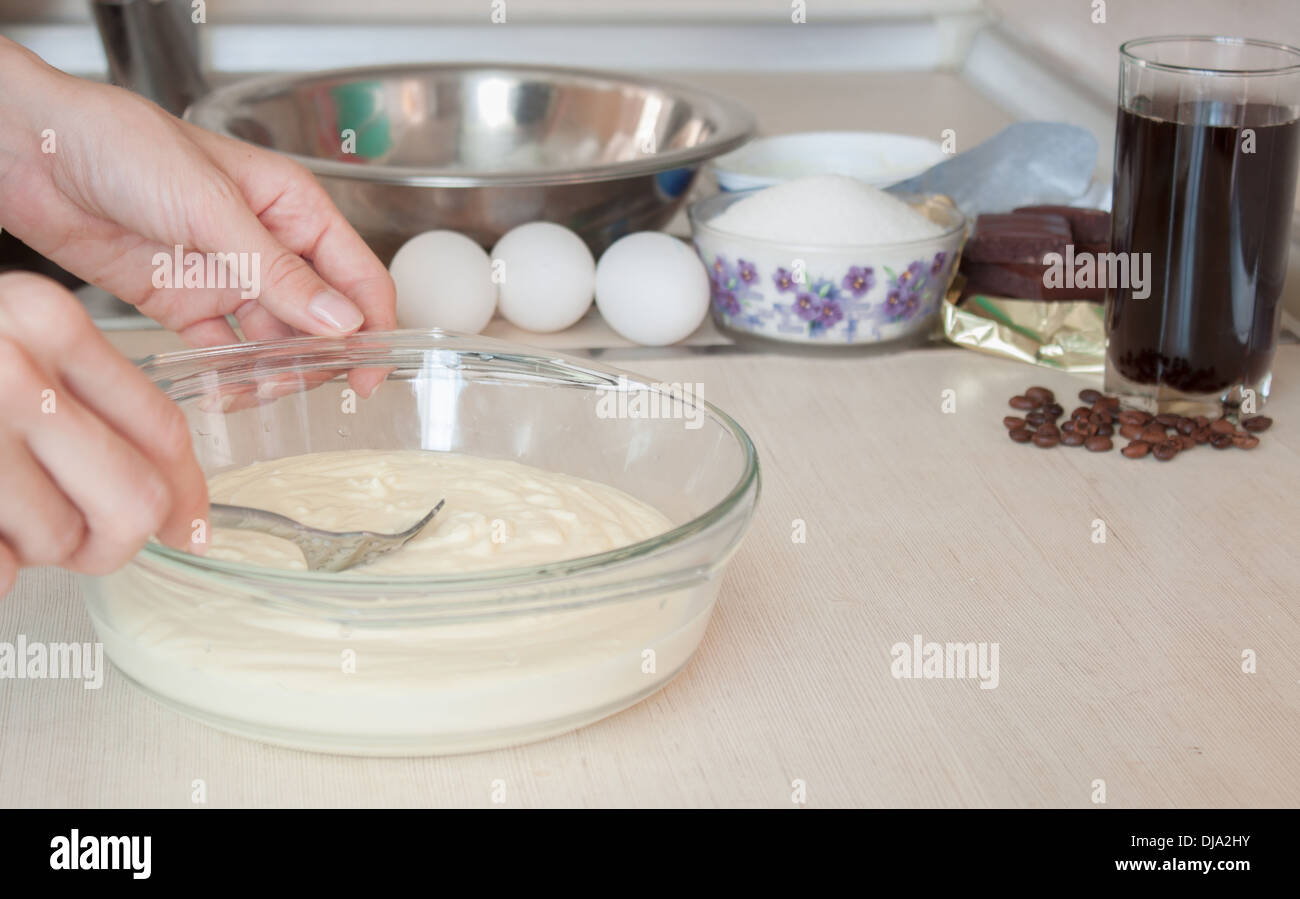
top-left (205, 450), bottom-right (673, 574)
top-left (88, 450), bottom-right (713, 755)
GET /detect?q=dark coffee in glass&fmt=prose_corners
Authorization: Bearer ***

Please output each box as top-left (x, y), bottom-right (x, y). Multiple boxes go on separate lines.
top-left (1105, 37), bottom-right (1300, 415)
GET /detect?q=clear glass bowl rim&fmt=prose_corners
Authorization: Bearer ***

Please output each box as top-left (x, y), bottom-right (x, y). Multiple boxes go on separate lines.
top-left (133, 330), bottom-right (761, 597)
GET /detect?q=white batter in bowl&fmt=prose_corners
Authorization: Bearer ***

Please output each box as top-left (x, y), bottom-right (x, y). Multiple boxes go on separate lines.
top-left (80, 332), bottom-right (759, 756)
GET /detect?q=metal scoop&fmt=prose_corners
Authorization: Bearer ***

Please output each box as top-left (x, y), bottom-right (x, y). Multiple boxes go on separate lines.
top-left (207, 500), bottom-right (445, 572)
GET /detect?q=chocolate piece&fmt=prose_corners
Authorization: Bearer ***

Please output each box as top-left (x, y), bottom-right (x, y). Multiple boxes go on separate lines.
top-left (964, 212), bottom-right (1072, 264)
top-left (1013, 205), bottom-right (1112, 245)
top-left (961, 262), bottom-right (1105, 302)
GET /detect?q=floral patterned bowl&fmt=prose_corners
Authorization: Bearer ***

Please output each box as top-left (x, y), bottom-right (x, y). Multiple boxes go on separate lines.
top-left (688, 189), bottom-right (967, 345)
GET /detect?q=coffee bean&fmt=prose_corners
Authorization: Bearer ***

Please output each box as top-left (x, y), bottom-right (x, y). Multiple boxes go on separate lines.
top-left (1026, 411), bottom-right (1047, 427)
top-left (1176, 418), bottom-right (1196, 436)
top-left (1194, 416), bottom-right (1210, 429)
top-left (1061, 431), bottom-right (1085, 446)
top-left (1118, 410), bottom-right (1150, 426)
top-left (1078, 388), bottom-right (1103, 404)
top-left (1094, 395), bottom-right (1120, 411)
top-left (1038, 423), bottom-right (1060, 438)
top-left (1177, 434), bottom-right (1195, 450)
top-left (1120, 422), bottom-right (1144, 440)
top-left (1084, 435), bottom-right (1113, 452)
top-left (1061, 420), bottom-right (1076, 434)
top-left (1097, 424), bottom-right (1114, 437)
top-left (1009, 395), bottom-right (1036, 410)
top-left (1122, 441), bottom-right (1150, 459)
top-left (1043, 403), bottom-right (1065, 419)
top-left (1211, 434), bottom-right (1233, 449)
top-left (1003, 416), bottom-right (1026, 430)
top-left (1096, 410), bottom-right (1114, 425)
top-left (1032, 430), bottom-right (1060, 448)
top-left (1076, 421), bottom-right (1098, 437)
top-left (1210, 418), bottom-right (1235, 435)
top-left (1233, 433), bottom-right (1260, 449)
top-left (1025, 386), bottom-right (1054, 405)
top-left (1154, 413), bottom-right (1180, 427)
top-left (1242, 416), bottom-right (1272, 433)
top-left (1140, 425), bottom-right (1168, 443)
top-left (1009, 427), bottom-right (1033, 443)
top-left (1071, 406), bottom-right (1092, 420)
top-left (1192, 428), bottom-right (1212, 444)
top-left (1152, 441), bottom-right (1180, 461)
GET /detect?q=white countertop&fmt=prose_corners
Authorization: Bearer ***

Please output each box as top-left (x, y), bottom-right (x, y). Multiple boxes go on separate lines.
top-left (4, 336), bottom-right (1298, 807)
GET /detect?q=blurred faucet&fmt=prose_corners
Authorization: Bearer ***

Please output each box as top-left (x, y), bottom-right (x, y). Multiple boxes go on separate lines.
top-left (90, 0), bottom-right (207, 116)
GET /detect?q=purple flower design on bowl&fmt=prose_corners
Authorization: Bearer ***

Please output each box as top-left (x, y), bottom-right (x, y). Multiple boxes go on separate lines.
top-left (815, 299), bottom-right (844, 328)
top-left (737, 259), bottom-right (758, 285)
top-left (842, 266), bottom-right (875, 298)
top-left (715, 288), bottom-right (741, 316)
top-left (698, 249), bottom-right (950, 342)
top-left (703, 252), bottom-right (764, 321)
top-left (773, 267), bottom-right (797, 293)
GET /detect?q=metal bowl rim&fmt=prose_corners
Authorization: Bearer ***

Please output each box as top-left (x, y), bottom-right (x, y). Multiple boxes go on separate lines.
top-left (185, 61), bottom-right (756, 187)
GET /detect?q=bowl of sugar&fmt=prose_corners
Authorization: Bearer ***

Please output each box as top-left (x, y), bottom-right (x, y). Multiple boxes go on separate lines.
top-left (688, 175), bottom-right (967, 345)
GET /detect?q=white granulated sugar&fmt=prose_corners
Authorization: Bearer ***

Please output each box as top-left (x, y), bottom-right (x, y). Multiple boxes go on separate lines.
top-left (709, 174), bottom-right (944, 245)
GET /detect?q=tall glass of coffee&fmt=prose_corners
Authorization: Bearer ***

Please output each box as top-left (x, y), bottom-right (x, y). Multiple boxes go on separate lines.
top-left (1105, 36), bottom-right (1300, 415)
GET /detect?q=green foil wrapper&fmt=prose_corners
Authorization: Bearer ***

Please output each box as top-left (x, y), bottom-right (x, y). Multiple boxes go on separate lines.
top-left (941, 280), bottom-right (1106, 373)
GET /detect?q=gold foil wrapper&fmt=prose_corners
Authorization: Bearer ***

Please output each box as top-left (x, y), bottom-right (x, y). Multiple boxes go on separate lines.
top-left (941, 278), bottom-right (1106, 373)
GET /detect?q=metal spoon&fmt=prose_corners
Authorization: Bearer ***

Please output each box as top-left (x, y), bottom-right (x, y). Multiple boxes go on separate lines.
top-left (207, 500), bottom-right (445, 572)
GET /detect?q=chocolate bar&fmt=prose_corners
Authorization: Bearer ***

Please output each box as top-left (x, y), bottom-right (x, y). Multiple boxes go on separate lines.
top-left (963, 212), bottom-right (1072, 263)
top-left (961, 262), bottom-right (1105, 302)
top-left (1012, 205), bottom-right (1112, 245)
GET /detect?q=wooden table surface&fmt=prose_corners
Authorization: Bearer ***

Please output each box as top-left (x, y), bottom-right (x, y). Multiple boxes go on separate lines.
top-left (3, 328), bottom-right (1297, 808)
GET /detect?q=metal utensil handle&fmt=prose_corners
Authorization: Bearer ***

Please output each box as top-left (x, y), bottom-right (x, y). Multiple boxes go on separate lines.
top-left (208, 502), bottom-right (314, 543)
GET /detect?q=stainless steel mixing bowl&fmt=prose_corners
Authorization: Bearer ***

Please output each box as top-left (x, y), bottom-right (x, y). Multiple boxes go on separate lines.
top-left (186, 63), bottom-right (754, 260)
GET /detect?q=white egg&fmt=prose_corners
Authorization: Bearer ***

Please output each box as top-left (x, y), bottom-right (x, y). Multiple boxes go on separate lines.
top-left (595, 232), bottom-right (710, 346)
top-left (491, 222), bottom-right (595, 333)
top-left (389, 230), bottom-right (496, 333)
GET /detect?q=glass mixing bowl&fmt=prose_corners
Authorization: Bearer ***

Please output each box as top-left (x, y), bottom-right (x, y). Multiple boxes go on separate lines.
top-left (79, 332), bottom-right (759, 756)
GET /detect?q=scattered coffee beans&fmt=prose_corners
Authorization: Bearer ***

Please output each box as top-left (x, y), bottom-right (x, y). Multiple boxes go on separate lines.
top-left (999, 385), bottom-right (1274, 461)
top-left (1152, 441), bottom-right (1179, 461)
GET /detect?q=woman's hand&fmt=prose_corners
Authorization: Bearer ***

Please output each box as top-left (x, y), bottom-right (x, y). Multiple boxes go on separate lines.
top-left (0, 38), bottom-right (396, 348)
top-left (0, 273), bottom-right (209, 594)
